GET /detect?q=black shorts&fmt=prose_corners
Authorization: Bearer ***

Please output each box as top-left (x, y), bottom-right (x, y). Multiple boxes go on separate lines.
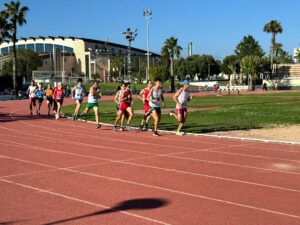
top-left (46, 96), bottom-right (53, 104)
top-left (37, 97), bottom-right (43, 103)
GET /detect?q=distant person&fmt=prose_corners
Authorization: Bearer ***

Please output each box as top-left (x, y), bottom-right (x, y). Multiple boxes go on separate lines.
top-left (80, 81), bottom-right (101, 128)
top-left (27, 80), bottom-right (37, 115)
top-left (148, 78), bottom-right (165, 136)
top-left (170, 80), bottom-right (194, 135)
top-left (263, 83), bottom-right (267, 91)
top-left (36, 83), bottom-right (44, 115)
top-left (138, 80), bottom-right (153, 131)
top-left (113, 82), bottom-right (134, 131)
top-left (45, 84), bottom-right (54, 116)
top-left (113, 83), bottom-right (128, 129)
top-left (274, 82), bottom-right (278, 91)
top-left (53, 82), bottom-right (65, 119)
top-left (72, 78), bottom-right (85, 120)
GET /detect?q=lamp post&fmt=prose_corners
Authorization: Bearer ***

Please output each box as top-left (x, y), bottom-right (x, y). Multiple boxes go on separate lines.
top-left (143, 9), bottom-right (152, 81)
top-left (122, 28), bottom-right (138, 82)
top-left (62, 51), bottom-right (65, 83)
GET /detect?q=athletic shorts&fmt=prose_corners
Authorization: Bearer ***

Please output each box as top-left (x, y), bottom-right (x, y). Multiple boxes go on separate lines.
top-left (75, 98), bottom-right (83, 104)
top-left (116, 103), bottom-right (120, 110)
top-left (177, 108), bottom-right (187, 116)
top-left (86, 102), bottom-right (98, 108)
top-left (46, 96), bottom-right (53, 104)
top-left (55, 99), bottom-right (63, 105)
top-left (30, 97), bottom-right (36, 106)
top-left (119, 102), bottom-right (130, 112)
top-left (37, 97), bottom-right (43, 103)
top-left (150, 107), bottom-right (161, 115)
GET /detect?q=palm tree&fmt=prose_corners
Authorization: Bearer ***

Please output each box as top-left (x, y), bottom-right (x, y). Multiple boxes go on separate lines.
top-left (0, 12), bottom-right (11, 43)
top-left (162, 37), bottom-right (182, 92)
top-left (240, 55), bottom-right (261, 91)
top-left (3, 0), bottom-right (28, 96)
top-left (263, 20), bottom-right (283, 74)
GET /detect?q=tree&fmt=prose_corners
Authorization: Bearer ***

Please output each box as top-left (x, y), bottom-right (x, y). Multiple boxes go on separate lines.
top-left (2, 0), bottom-right (29, 96)
top-left (221, 55), bottom-right (239, 84)
top-left (235, 35), bottom-right (264, 59)
top-left (240, 55), bottom-right (261, 91)
top-left (263, 20), bottom-right (283, 72)
top-left (273, 43), bottom-right (294, 64)
top-left (161, 36), bottom-right (182, 92)
top-left (0, 11), bottom-right (11, 43)
top-left (148, 64), bottom-right (169, 82)
top-left (1, 49), bottom-right (42, 78)
top-left (111, 56), bottom-right (123, 81)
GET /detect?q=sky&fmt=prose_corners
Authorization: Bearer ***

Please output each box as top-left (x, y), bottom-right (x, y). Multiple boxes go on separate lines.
top-left (1, 0), bottom-right (299, 60)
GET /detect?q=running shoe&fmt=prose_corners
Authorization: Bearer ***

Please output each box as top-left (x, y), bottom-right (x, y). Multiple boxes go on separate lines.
top-left (125, 125), bottom-right (132, 131)
top-left (72, 114), bottom-right (76, 121)
top-left (139, 125), bottom-right (143, 131)
top-left (169, 111), bottom-right (176, 117)
top-left (176, 131), bottom-right (185, 136)
top-left (55, 113), bottom-right (59, 120)
top-left (119, 127), bottom-right (125, 132)
top-left (96, 124), bottom-right (101, 129)
top-left (152, 131), bottom-right (160, 136)
top-left (113, 125), bottom-right (118, 132)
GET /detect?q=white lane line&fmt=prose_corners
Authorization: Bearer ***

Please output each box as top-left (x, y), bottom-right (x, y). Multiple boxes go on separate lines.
top-left (12, 122), bottom-right (300, 154)
top-left (0, 178), bottom-right (171, 225)
top-left (1, 141), bottom-right (300, 194)
top-left (1, 154), bottom-right (300, 220)
top-left (4, 125), bottom-right (299, 165)
top-left (167, 154), bottom-right (300, 175)
top-left (2, 132), bottom-right (300, 177)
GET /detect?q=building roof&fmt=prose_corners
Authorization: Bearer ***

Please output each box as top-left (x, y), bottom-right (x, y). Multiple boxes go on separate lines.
top-left (11, 36), bottom-right (161, 57)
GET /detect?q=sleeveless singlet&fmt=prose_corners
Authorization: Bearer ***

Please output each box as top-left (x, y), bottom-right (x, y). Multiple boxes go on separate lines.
top-left (149, 88), bottom-right (162, 108)
top-left (74, 85), bottom-right (84, 100)
top-left (176, 88), bottom-right (189, 109)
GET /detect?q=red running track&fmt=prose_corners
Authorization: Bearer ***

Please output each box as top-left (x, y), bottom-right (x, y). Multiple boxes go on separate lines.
top-left (0, 98), bottom-right (300, 225)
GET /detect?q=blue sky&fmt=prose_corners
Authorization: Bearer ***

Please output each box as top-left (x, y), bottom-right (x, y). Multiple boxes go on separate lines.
top-left (1, 0), bottom-right (299, 60)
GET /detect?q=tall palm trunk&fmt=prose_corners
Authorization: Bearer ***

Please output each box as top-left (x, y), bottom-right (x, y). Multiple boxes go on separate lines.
top-left (271, 32), bottom-right (276, 76)
top-left (170, 57), bottom-right (175, 92)
top-left (12, 31), bottom-right (17, 97)
top-left (248, 74), bottom-right (253, 91)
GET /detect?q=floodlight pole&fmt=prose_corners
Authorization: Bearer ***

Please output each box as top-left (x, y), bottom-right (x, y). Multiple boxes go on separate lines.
top-left (122, 28), bottom-right (137, 82)
top-left (143, 9), bottom-right (152, 81)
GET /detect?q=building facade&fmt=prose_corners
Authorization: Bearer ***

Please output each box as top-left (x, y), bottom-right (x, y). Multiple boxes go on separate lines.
top-left (0, 36), bottom-right (161, 82)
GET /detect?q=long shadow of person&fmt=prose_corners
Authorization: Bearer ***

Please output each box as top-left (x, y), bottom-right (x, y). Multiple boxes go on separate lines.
top-left (45, 198), bottom-right (170, 225)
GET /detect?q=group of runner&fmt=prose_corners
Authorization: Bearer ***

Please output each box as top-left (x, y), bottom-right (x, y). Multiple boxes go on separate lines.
top-left (27, 80), bottom-right (65, 119)
top-left (27, 77), bottom-right (193, 136)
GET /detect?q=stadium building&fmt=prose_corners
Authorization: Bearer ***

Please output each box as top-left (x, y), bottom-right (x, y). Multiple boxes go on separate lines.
top-left (0, 36), bottom-right (161, 83)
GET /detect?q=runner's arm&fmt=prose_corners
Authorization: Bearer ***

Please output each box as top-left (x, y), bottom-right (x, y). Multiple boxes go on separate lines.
top-left (114, 91), bottom-right (119, 104)
top-left (138, 89), bottom-right (145, 101)
top-left (147, 88), bottom-right (154, 103)
top-left (173, 89), bottom-right (182, 107)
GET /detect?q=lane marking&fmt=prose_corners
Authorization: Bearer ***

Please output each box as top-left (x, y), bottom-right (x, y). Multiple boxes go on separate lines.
top-left (1, 155), bottom-right (300, 220)
top-left (0, 179), bottom-right (171, 225)
top-left (3, 126), bottom-right (299, 165)
top-left (1, 141), bottom-right (300, 194)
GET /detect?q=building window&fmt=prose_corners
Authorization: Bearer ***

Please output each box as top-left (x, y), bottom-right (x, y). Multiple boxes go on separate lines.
top-left (45, 44), bottom-right (53, 52)
top-left (36, 43), bottom-right (44, 53)
top-left (64, 46), bottom-right (73, 53)
top-left (55, 45), bottom-right (63, 51)
top-left (1, 47), bottom-right (9, 55)
top-left (17, 44), bottom-right (26, 50)
top-left (26, 44), bottom-right (34, 51)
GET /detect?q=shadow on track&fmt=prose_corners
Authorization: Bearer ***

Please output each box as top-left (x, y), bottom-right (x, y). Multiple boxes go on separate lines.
top-left (45, 198), bottom-right (170, 225)
top-left (0, 113), bottom-right (60, 123)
